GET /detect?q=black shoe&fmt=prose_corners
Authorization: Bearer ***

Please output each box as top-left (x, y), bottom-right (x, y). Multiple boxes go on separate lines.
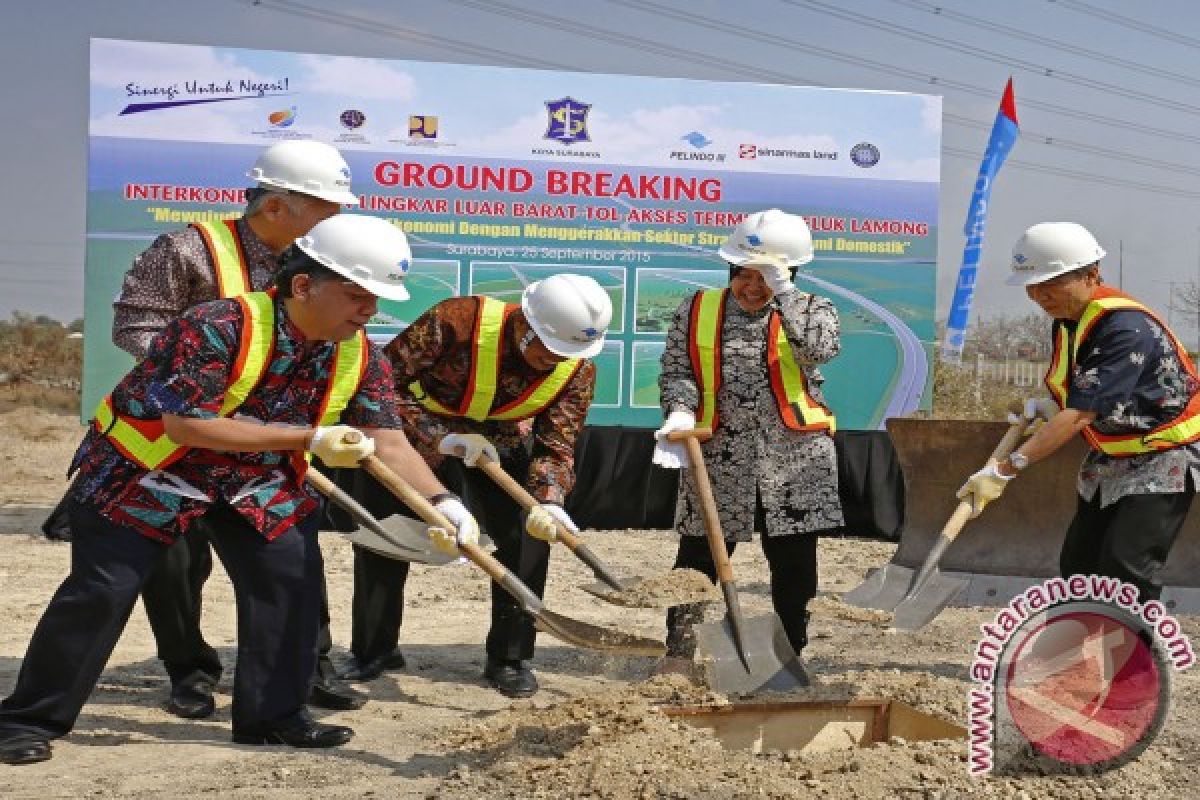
top-left (308, 677), bottom-right (367, 711)
top-left (166, 682), bottom-right (216, 719)
top-left (340, 649), bottom-right (407, 682)
top-left (232, 720), bottom-right (354, 748)
top-left (484, 658), bottom-right (539, 698)
top-left (0, 732), bottom-right (51, 766)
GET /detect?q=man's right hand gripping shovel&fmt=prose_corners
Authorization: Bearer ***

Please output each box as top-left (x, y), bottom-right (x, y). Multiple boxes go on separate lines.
top-left (338, 430), bottom-right (665, 657)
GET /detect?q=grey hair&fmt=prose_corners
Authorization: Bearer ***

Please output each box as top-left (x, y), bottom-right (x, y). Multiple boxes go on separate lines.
top-left (245, 187), bottom-right (307, 218)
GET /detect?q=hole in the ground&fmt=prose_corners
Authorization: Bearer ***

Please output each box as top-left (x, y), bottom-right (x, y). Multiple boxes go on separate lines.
top-left (662, 698), bottom-right (964, 755)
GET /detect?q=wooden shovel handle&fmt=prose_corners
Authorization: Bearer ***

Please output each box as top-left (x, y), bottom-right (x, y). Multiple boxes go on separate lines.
top-left (665, 429), bottom-right (734, 584)
top-left (935, 417), bottom-right (1030, 552)
top-left (471, 457), bottom-right (585, 551)
top-left (361, 455), bottom-right (505, 585)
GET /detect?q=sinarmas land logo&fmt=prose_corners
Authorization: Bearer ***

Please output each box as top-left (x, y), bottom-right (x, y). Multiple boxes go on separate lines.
top-left (968, 575), bottom-right (1194, 776)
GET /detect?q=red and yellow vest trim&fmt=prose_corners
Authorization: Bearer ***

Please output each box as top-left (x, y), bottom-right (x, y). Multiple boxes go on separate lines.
top-left (93, 292), bottom-right (368, 470)
top-left (1045, 285), bottom-right (1200, 456)
top-left (192, 219), bottom-right (253, 298)
top-left (688, 289), bottom-right (835, 434)
top-left (408, 296), bottom-right (582, 423)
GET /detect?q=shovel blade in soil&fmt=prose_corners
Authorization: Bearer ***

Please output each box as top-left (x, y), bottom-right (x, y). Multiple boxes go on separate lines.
top-left (842, 563), bottom-right (922, 611)
top-left (696, 614), bottom-right (810, 695)
top-left (534, 608), bottom-right (667, 657)
top-left (890, 571), bottom-right (968, 632)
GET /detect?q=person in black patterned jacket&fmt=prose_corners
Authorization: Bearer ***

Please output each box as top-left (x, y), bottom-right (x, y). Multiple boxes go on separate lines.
top-left (651, 210), bottom-right (842, 675)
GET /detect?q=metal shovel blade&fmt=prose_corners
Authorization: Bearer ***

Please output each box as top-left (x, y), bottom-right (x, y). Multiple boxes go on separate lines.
top-left (695, 613), bottom-right (810, 695)
top-left (533, 608), bottom-right (667, 657)
top-left (890, 569), bottom-right (969, 632)
top-left (344, 516), bottom-right (494, 566)
top-left (579, 576), bottom-right (719, 609)
top-left (842, 563), bottom-right (922, 611)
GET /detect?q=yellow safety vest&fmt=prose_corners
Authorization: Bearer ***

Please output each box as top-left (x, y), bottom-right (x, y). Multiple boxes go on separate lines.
top-left (93, 292), bottom-right (368, 470)
top-left (688, 289), bottom-right (836, 434)
top-left (407, 296), bottom-right (582, 422)
top-left (1045, 285), bottom-right (1200, 457)
top-left (192, 220), bottom-right (253, 297)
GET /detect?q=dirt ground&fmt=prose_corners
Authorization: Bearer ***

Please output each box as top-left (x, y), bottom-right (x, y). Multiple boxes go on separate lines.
top-left (0, 407), bottom-right (1197, 799)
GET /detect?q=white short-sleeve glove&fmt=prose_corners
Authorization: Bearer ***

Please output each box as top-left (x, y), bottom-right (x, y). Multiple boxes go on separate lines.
top-left (751, 261), bottom-right (795, 295)
top-left (525, 503), bottom-right (578, 542)
top-left (438, 433), bottom-right (500, 467)
top-left (652, 410), bottom-right (696, 470)
top-left (308, 425), bottom-right (375, 468)
top-left (429, 496), bottom-right (481, 556)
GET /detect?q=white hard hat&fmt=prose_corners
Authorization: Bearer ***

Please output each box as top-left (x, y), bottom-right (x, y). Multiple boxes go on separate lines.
top-left (1007, 222), bottom-right (1105, 287)
top-left (295, 214), bottom-right (411, 302)
top-left (718, 209), bottom-right (814, 268)
top-left (521, 274), bottom-right (613, 358)
top-left (247, 140), bottom-right (358, 205)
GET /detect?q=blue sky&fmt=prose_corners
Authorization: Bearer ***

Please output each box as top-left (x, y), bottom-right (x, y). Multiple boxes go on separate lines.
top-left (4, 0), bottom-right (1200, 337)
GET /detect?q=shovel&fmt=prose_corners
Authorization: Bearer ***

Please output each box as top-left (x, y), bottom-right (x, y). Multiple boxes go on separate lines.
top-left (446, 447), bottom-right (710, 608)
top-left (360, 454), bottom-right (666, 657)
top-left (843, 416), bottom-right (1030, 631)
top-left (306, 467), bottom-right (492, 565)
top-left (668, 428), bottom-right (810, 694)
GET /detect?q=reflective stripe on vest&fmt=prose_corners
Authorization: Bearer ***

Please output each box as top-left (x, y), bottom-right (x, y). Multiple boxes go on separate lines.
top-left (93, 292), bottom-right (367, 470)
top-left (1044, 286), bottom-right (1200, 456)
top-left (689, 289), bottom-right (835, 434)
top-left (192, 219), bottom-right (252, 298)
top-left (407, 296), bottom-right (582, 422)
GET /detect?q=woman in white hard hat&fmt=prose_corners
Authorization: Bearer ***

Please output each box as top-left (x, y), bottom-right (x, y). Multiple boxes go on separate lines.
top-left (652, 209), bottom-right (843, 674)
top-left (958, 221), bottom-right (1198, 604)
top-left (0, 214), bottom-right (480, 764)
top-left (346, 273), bottom-right (612, 698)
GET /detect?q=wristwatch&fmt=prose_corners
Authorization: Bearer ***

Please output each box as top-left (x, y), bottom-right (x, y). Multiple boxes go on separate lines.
top-left (1009, 451), bottom-right (1030, 471)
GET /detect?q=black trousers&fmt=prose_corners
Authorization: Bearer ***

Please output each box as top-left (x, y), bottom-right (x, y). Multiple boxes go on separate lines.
top-left (665, 494), bottom-right (819, 657)
top-left (0, 499), bottom-right (323, 739)
top-left (140, 508), bottom-right (338, 689)
top-left (1060, 489), bottom-right (1193, 603)
top-left (350, 456), bottom-right (551, 664)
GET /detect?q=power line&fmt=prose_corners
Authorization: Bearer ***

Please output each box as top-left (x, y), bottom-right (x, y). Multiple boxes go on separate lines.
top-left (782, 0), bottom-right (1200, 117)
top-left (889, 0), bottom-right (1200, 90)
top-left (251, 0), bottom-right (1200, 200)
top-left (1047, 0), bottom-right (1200, 51)
top-left (943, 146), bottom-right (1200, 200)
top-left (247, 0), bottom-right (566, 69)
top-left (609, 0), bottom-right (1200, 146)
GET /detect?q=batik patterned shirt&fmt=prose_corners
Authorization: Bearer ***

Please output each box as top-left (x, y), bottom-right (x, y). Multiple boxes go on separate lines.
top-left (659, 289), bottom-right (844, 541)
top-left (1060, 310), bottom-right (1200, 506)
top-left (383, 296), bottom-right (596, 505)
top-left (72, 297), bottom-right (401, 542)
top-left (113, 217), bottom-right (278, 359)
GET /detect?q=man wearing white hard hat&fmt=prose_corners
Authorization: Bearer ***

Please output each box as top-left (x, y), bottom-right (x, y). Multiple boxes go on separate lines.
top-left (957, 221), bottom-right (1199, 603)
top-left (344, 274), bottom-right (612, 697)
top-left (103, 139), bottom-right (363, 718)
top-left (0, 215), bottom-right (481, 764)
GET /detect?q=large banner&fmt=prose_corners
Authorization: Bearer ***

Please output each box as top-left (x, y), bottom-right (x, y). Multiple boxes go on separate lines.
top-left (86, 38), bottom-right (940, 428)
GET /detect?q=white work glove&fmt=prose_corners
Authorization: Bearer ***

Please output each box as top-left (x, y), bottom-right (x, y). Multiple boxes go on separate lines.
top-left (429, 496), bottom-right (481, 556)
top-left (653, 410), bottom-right (696, 470)
top-left (955, 463), bottom-right (1014, 520)
top-left (308, 425), bottom-right (375, 468)
top-left (751, 260), bottom-right (795, 295)
top-left (525, 503), bottom-right (579, 543)
top-left (438, 433), bottom-right (500, 467)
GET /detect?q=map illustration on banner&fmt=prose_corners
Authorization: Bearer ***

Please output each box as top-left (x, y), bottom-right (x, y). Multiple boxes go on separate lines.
top-left (86, 38), bottom-right (940, 428)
